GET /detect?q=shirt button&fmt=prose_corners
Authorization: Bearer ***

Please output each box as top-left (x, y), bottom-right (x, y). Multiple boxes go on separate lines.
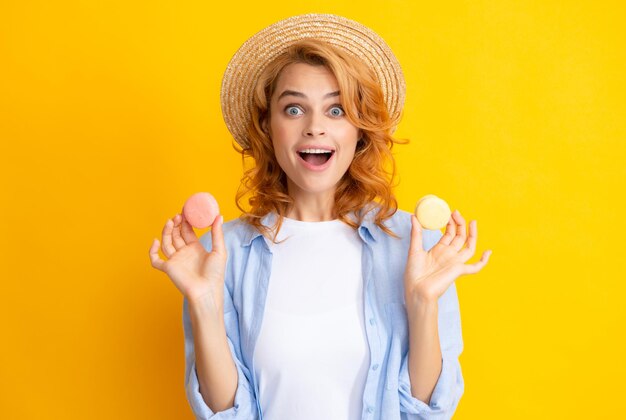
top-left (369, 318), bottom-right (375, 325)
top-left (367, 406), bottom-right (374, 413)
top-left (372, 364), bottom-right (379, 371)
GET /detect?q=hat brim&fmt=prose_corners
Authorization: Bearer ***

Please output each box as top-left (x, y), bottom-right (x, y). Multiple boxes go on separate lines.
top-left (220, 13), bottom-right (406, 149)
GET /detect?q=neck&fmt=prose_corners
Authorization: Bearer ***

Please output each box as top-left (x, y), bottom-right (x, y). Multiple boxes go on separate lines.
top-left (285, 185), bottom-right (336, 222)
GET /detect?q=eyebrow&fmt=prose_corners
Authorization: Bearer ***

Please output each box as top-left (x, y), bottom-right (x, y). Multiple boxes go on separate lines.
top-left (276, 90), bottom-right (340, 100)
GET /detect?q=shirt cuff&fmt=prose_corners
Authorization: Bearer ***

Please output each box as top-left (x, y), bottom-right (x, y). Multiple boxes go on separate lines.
top-left (398, 354), bottom-right (464, 419)
top-left (186, 359), bottom-right (257, 419)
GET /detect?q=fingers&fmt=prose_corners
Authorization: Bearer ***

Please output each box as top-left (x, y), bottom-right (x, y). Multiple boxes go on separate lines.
top-left (158, 212), bottom-right (205, 262)
top-left (150, 212), bottom-right (201, 272)
top-left (462, 250), bottom-right (493, 275)
top-left (449, 210), bottom-right (467, 251)
top-left (210, 215), bottom-right (226, 255)
top-left (171, 214), bottom-right (186, 250)
top-left (408, 215), bottom-right (424, 256)
top-left (464, 220), bottom-right (477, 256)
top-left (180, 214), bottom-right (198, 244)
top-left (440, 213), bottom-right (456, 246)
top-left (161, 218), bottom-right (176, 258)
top-left (149, 238), bottom-right (165, 271)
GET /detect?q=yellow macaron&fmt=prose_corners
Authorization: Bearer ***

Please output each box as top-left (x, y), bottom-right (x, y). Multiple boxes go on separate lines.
top-left (414, 194), bottom-right (452, 230)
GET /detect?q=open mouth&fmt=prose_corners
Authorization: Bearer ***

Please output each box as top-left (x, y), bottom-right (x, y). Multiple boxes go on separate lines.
top-left (297, 149), bottom-right (335, 166)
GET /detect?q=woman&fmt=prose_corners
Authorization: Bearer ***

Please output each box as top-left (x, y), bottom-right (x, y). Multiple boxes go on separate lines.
top-left (149, 14), bottom-right (491, 420)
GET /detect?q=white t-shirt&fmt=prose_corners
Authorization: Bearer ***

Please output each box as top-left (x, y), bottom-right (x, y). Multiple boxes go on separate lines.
top-left (253, 216), bottom-right (370, 420)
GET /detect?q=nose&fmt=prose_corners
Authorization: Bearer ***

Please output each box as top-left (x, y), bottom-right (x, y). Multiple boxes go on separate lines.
top-left (303, 111), bottom-right (326, 137)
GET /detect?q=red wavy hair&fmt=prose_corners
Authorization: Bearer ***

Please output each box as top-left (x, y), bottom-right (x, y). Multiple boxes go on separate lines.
top-left (234, 39), bottom-right (407, 240)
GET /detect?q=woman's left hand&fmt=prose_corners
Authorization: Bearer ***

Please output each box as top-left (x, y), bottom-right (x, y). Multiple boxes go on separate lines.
top-left (404, 210), bottom-right (492, 304)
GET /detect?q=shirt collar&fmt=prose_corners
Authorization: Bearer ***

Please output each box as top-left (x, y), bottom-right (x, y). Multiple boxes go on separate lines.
top-left (241, 212), bottom-right (277, 248)
top-left (241, 207), bottom-right (382, 247)
top-left (357, 208), bottom-right (380, 243)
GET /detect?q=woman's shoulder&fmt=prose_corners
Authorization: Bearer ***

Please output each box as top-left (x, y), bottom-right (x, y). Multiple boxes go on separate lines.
top-left (384, 208), bottom-right (412, 231)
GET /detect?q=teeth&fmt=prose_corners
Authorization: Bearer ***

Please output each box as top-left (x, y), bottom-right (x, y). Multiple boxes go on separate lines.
top-left (299, 148), bottom-right (333, 154)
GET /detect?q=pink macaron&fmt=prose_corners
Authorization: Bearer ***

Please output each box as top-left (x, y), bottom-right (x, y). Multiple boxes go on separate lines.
top-left (182, 192), bottom-right (220, 229)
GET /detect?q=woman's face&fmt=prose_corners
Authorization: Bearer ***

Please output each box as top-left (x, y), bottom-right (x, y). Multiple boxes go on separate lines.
top-left (266, 62), bottom-right (360, 200)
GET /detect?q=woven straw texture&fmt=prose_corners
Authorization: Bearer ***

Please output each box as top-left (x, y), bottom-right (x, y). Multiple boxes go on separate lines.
top-left (220, 13), bottom-right (406, 149)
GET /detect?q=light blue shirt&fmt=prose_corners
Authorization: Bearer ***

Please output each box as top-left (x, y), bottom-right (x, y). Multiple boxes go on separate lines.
top-left (183, 208), bottom-right (464, 419)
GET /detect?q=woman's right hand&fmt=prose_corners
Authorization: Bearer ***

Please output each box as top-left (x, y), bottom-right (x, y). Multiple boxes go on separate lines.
top-left (149, 213), bottom-right (227, 305)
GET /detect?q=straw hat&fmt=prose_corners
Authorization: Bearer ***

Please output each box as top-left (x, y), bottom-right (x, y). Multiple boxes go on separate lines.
top-left (220, 13), bottom-right (406, 149)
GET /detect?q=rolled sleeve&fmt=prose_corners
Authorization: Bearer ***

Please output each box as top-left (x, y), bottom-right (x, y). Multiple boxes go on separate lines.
top-left (183, 295), bottom-right (259, 419)
top-left (398, 352), bottom-right (464, 419)
top-left (398, 280), bottom-right (465, 419)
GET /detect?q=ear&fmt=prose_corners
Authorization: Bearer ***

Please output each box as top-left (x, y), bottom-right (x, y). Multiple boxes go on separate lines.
top-left (261, 118), bottom-right (270, 136)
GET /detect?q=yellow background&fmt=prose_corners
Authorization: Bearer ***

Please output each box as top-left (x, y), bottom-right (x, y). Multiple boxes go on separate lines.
top-left (1, 1), bottom-right (624, 418)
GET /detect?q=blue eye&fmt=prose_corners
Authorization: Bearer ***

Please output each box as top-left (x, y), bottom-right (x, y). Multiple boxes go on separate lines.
top-left (330, 106), bottom-right (344, 117)
top-left (286, 106), bottom-right (302, 116)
